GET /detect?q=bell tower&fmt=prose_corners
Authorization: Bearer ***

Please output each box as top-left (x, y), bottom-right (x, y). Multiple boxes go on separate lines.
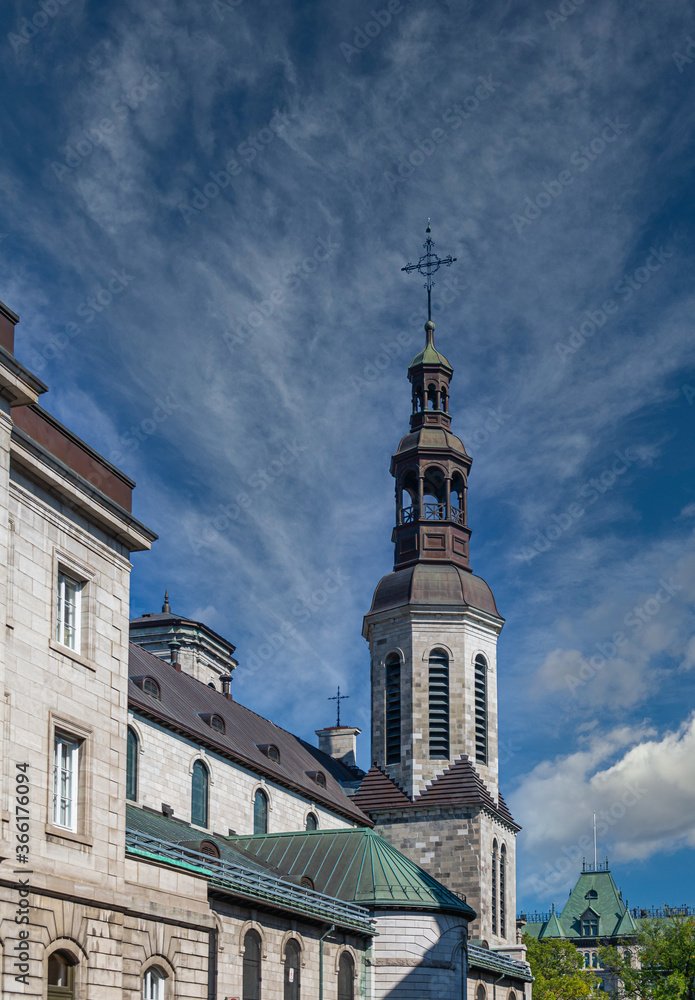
top-left (362, 226), bottom-right (504, 798)
top-left (356, 228), bottom-right (521, 950)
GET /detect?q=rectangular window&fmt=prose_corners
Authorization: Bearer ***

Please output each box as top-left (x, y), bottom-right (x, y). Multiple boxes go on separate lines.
top-left (56, 572), bottom-right (82, 651)
top-left (53, 732), bottom-right (80, 831)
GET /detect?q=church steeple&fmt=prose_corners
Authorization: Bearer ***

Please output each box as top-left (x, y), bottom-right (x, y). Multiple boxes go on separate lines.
top-left (391, 319), bottom-right (473, 571)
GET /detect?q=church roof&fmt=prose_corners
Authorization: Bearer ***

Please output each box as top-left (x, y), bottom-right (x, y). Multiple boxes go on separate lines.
top-left (415, 755), bottom-right (520, 829)
top-left (128, 642), bottom-right (371, 827)
top-left (408, 339), bottom-right (453, 373)
top-left (352, 763), bottom-right (412, 812)
top-left (366, 563), bottom-right (502, 619)
top-left (228, 827), bottom-right (476, 918)
top-left (125, 805), bottom-right (375, 934)
top-left (353, 754), bottom-right (519, 830)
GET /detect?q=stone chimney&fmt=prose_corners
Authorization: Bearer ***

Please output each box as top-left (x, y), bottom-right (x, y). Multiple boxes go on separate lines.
top-left (315, 726), bottom-right (361, 770)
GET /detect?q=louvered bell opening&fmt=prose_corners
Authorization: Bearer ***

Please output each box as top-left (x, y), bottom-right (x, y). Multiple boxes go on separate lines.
top-left (385, 658), bottom-right (401, 765)
top-left (474, 655), bottom-right (487, 764)
top-left (428, 652), bottom-right (450, 759)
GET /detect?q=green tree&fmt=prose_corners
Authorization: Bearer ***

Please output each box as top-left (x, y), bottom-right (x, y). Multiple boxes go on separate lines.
top-left (524, 935), bottom-right (603, 1000)
top-left (600, 913), bottom-right (695, 1000)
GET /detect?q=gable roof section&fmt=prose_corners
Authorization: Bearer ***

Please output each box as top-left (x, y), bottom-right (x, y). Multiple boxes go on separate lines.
top-left (539, 907), bottom-right (564, 939)
top-left (127, 642), bottom-right (371, 827)
top-left (352, 763), bottom-right (412, 813)
top-left (227, 827), bottom-right (475, 919)
top-left (415, 755), bottom-right (520, 830)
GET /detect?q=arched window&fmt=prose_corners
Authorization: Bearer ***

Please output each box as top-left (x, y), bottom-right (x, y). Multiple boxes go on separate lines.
top-left (300, 875), bottom-right (314, 890)
top-left (476, 986), bottom-right (487, 1000)
top-left (592, 952), bottom-right (599, 968)
top-left (191, 760), bottom-right (209, 828)
top-left (423, 466), bottom-right (446, 520)
top-left (142, 677), bottom-right (160, 699)
top-left (210, 715), bottom-right (225, 734)
top-left (491, 841), bottom-right (498, 935)
top-left (428, 649), bottom-right (449, 758)
top-left (337, 951), bottom-right (355, 1000)
top-left (143, 966), bottom-right (167, 1000)
top-left (243, 930), bottom-right (262, 1000)
top-left (267, 744), bottom-right (280, 762)
top-left (500, 844), bottom-right (507, 937)
top-left (305, 812), bottom-right (318, 831)
top-left (48, 950), bottom-right (77, 1000)
top-left (284, 938), bottom-right (301, 1000)
top-left (254, 789), bottom-right (268, 834)
top-left (474, 654), bottom-right (488, 764)
top-left (385, 654), bottom-right (401, 765)
top-left (127, 727), bottom-right (138, 802)
top-left (427, 383), bottom-right (437, 409)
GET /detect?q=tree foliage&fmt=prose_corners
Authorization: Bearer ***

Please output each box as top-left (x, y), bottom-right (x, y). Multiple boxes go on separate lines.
top-left (523, 935), bottom-right (603, 1000)
top-left (600, 913), bottom-right (695, 1000)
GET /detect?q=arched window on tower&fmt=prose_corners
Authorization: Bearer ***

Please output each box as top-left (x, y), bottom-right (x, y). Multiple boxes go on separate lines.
top-left (126, 726), bottom-right (138, 802)
top-left (441, 386), bottom-right (448, 412)
top-left (500, 844), bottom-right (507, 937)
top-left (427, 383), bottom-right (437, 409)
top-left (492, 840), bottom-right (499, 935)
top-left (385, 654), bottom-right (401, 765)
top-left (254, 789), bottom-right (269, 834)
top-left (428, 649), bottom-right (450, 759)
top-left (191, 760), bottom-right (209, 828)
top-left (243, 930), bottom-right (262, 1000)
top-left (423, 466), bottom-right (446, 521)
top-left (451, 472), bottom-right (466, 525)
top-left (474, 654), bottom-right (488, 764)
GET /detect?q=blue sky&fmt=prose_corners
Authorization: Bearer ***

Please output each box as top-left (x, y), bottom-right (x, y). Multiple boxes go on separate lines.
top-left (2, 0), bottom-right (695, 914)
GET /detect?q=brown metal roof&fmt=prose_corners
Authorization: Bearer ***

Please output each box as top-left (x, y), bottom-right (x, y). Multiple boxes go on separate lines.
top-left (128, 643), bottom-right (371, 827)
top-left (352, 764), bottom-right (412, 813)
top-left (352, 755), bottom-right (519, 831)
top-left (367, 563), bottom-right (502, 618)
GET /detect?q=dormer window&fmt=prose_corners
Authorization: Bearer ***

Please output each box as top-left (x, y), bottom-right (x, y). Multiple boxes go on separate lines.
top-left (315, 771), bottom-right (326, 788)
top-left (581, 909), bottom-right (599, 936)
top-left (256, 744), bottom-right (281, 763)
top-left (200, 840), bottom-right (220, 859)
top-left (586, 889), bottom-right (598, 899)
top-left (199, 713), bottom-right (225, 734)
top-left (133, 676), bottom-right (160, 700)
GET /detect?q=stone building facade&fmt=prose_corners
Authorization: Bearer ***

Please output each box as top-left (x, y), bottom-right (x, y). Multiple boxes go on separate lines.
top-left (0, 294), bottom-right (532, 999)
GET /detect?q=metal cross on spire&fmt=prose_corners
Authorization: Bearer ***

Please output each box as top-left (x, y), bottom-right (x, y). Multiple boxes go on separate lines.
top-left (328, 686), bottom-right (349, 727)
top-left (401, 220), bottom-right (457, 321)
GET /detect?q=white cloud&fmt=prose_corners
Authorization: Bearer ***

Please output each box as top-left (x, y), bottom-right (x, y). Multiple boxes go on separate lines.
top-left (511, 716), bottom-right (695, 900)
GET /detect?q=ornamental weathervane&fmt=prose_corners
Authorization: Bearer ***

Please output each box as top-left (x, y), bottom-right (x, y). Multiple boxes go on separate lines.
top-left (401, 220), bottom-right (457, 321)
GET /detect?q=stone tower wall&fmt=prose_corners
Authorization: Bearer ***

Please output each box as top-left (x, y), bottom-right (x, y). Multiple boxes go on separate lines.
top-left (369, 607), bottom-right (501, 798)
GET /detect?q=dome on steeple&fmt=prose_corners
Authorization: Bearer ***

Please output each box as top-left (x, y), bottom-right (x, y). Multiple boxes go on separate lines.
top-left (408, 320), bottom-right (453, 373)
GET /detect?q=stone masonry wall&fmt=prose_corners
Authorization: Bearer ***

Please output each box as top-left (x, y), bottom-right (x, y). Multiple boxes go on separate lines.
top-left (368, 607), bottom-right (501, 799)
top-left (375, 807), bottom-right (517, 947)
top-left (129, 713), bottom-right (357, 835)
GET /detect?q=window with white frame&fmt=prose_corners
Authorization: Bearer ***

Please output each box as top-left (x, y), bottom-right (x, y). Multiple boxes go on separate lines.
top-left (56, 572), bottom-right (82, 651)
top-left (143, 967), bottom-right (166, 1000)
top-left (53, 732), bottom-right (80, 831)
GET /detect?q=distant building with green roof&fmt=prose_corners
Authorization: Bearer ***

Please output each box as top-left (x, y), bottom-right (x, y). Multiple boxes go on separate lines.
top-left (521, 860), bottom-right (694, 993)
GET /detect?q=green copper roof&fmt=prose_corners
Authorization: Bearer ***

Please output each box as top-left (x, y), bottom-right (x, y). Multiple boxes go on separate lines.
top-left (408, 321), bottom-right (453, 372)
top-left (408, 341), bottom-right (453, 371)
top-left (525, 868), bottom-right (636, 942)
top-left (228, 827), bottom-right (475, 918)
top-left (539, 907), bottom-right (564, 939)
